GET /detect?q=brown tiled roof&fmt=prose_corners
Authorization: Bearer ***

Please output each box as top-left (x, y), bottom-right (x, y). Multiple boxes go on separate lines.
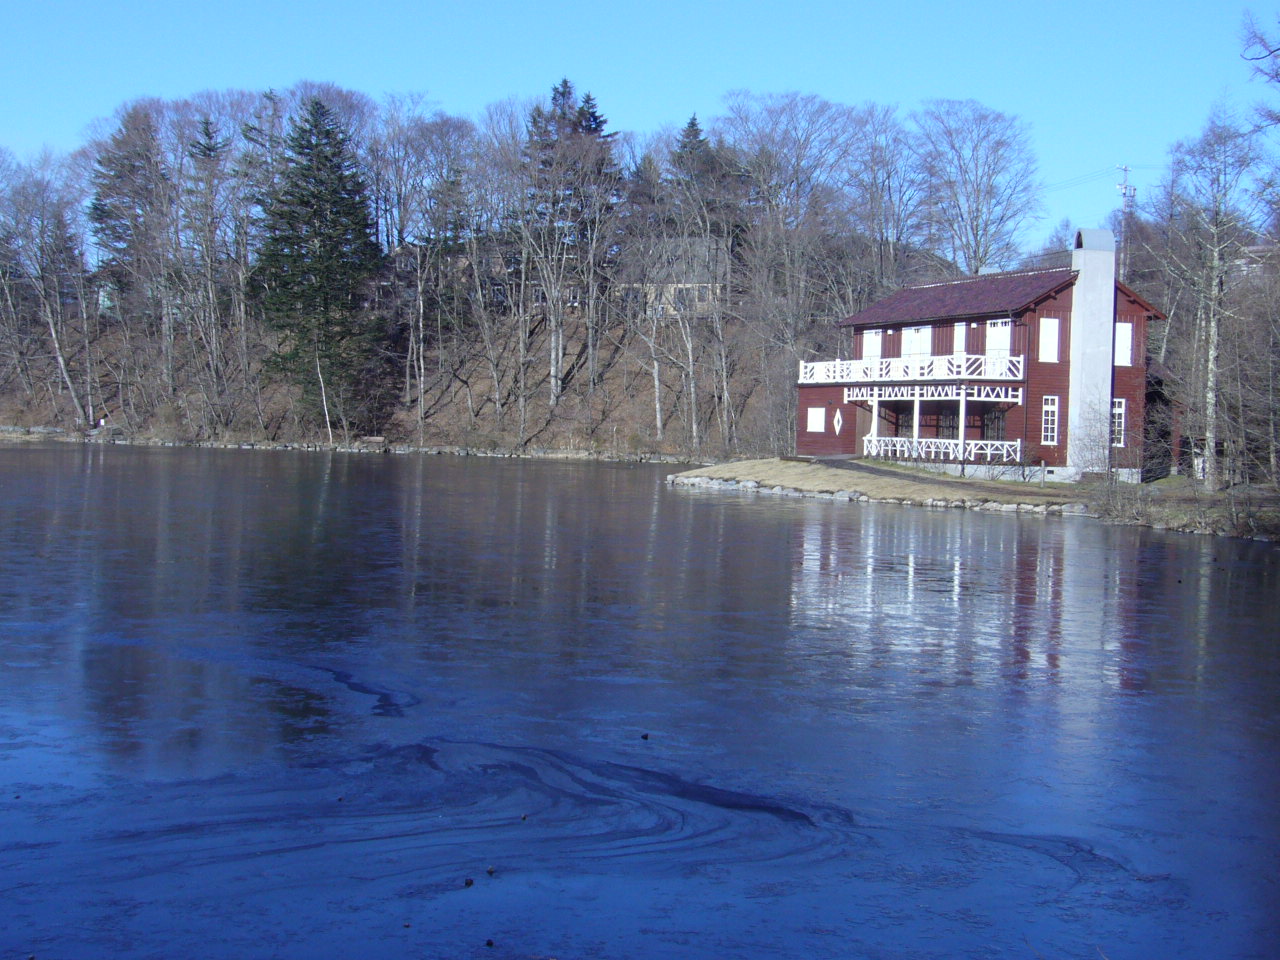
top-left (839, 268), bottom-right (1076, 328)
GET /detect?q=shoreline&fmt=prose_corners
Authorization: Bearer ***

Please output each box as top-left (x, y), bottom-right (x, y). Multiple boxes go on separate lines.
top-left (666, 458), bottom-right (1280, 543)
top-left (5, 427), bottom-right (1275, 542)
top-left (0, 425), bottom-right (697, 465)
top-left (667, 457), bottom-right (1090, 516)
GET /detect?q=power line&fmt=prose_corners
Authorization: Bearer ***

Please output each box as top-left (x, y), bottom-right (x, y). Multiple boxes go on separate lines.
top-left (1044, 168), bottom-right (1117, 191)
top-left (1044, 163), bottom-right (1162, 192)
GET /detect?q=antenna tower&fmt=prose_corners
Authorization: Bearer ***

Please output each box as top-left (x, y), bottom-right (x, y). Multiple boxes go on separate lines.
top-left (1116, 165), bottom-right (1137, 281)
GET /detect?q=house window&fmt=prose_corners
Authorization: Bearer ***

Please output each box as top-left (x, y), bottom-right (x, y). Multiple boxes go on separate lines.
top-left (806, 406), bottom-right (825, 433)
top-left (1041, 396), bottom-right (1059, 446)
top-left (1114, 322), bottom-right (1133, 366)
top-left (902, 325), bottom-right (931, 357)
top-left (987, 319), bottom-right (1012, 358)
top-left (1111, 398), bottom-right (1126, 447)
top-left (1039, 317), bottom-right (1059, 363)
top-left (953, 322), bottom-right (966, 355)
top-left (982, 408), bottom-right (1006, 441)
top-left (863, 329), bottom-right (882, 360)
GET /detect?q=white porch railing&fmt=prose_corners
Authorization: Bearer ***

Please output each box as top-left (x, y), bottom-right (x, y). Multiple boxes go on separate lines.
top-left (842, 383), bottom-right (1023, 403)
top-left (799, 354), bottom-right (1024, 385)
top-left (863, 436), bottom-right (1023, 463)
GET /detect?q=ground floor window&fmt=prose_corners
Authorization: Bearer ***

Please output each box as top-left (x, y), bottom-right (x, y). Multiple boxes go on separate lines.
top-left (937, 411), bottom-right (958, 440)
top-left (982, 408), bottom-right (1006, 441)
top-left (1111, 398), bottom-right (1126, 447)
top-left (806, 407), bottom-right (825, 433)
top-left (1042, 396), bottom-right (1059, 445)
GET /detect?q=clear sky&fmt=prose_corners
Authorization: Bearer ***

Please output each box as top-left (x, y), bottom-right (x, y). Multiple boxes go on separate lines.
top-left (0, 0), bottom-right (1267, 248)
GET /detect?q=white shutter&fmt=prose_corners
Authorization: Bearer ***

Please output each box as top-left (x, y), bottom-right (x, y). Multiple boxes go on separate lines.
top-left (1039, 317), bottom-right (1059, 363)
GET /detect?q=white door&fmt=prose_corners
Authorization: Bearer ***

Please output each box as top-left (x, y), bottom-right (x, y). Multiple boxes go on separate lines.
top-left (863, 329), bottom-right (882, 360)
top-left (987, 319), bottom-right (1012, 358)
top-left (902, 325), bottom-right (930, 357)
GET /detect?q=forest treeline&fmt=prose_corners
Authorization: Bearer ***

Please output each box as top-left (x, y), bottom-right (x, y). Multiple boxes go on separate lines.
top-left (2, 29), bottom-right (1280, 486)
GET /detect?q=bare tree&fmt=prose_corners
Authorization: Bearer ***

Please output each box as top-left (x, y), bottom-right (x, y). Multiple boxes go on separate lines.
top-left (912, 99), bottom-right (1041, 274)
top-left (1139, 111), bottom-right (1270, 488)
top-left (0, 156), bottom-right (91, 424)
top-left (847, 103), bottom-right (928, 291)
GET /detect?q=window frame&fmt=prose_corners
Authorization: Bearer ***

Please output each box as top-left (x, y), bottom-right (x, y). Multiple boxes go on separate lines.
top-left (1114, 322), bottom-right (1133, 366)
top-left (1039, 316), bottom-right (1060, 363)
top-left (863, 328), bottom-right (883, 360)
top-left (1041, 395), bottom-right (1059, 446)
top-left (987, 318), bottom-right (1013, 358)
top-left (902, 324), bottom-right (931, 357)
top-left (1111, 398), bottom-right (1126, 447)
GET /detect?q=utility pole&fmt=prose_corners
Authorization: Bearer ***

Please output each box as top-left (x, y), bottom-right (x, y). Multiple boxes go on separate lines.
top-left (1116, 165), bottom-right (1137, 282)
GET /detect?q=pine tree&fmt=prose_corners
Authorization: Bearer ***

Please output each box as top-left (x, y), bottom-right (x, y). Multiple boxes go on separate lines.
top-left (671, 115), bottom-right (713, 183)
top-left (257, 98), bottom-right (385, 441)
top-left (520, 79), bottom-right (622, 406)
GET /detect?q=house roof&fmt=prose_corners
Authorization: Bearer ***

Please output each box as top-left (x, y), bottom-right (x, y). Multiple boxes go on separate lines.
top-left (838, 268), bottom-right (1077, 328)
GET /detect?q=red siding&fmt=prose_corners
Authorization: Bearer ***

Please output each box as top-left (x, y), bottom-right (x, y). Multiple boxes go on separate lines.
top-left (796, 385), bottom-right (862, 456)
top-left (883, 328), bottom-right (901, 359)
top-left (1019, 287), bottom-right (1073, 467)
top-left (931, 323), bottom-right (951, 356)
top-left (967, 322), bottom-right (986, 355)
top-left (1111, 290), bottom-right (1151, 470)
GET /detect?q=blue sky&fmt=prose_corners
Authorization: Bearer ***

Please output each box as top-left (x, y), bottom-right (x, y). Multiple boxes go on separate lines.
top-left (1, 0), bottom-right (1267, 248)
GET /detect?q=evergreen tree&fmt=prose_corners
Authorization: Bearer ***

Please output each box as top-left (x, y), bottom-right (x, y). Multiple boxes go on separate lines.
top-left (88, 105), bottom-right (174, 296)
top-left (520, 79), bottom-right (622, 405)
top-left (88, 104), bottom-right (180, 395)
top-left (671, 115), bottom-right (713, 182)
top-left (257, 98), bottom-right (385, 441)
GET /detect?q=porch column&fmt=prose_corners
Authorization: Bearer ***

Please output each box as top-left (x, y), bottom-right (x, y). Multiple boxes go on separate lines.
top-left (958, 388), bottom-right (968, 466)
top-left (869, 397), bottom-right (879, 438)
top-left (912, 392), bottom-right (921, 458)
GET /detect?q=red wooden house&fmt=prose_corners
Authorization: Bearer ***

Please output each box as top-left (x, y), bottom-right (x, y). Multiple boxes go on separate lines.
top-left (796, 229), bottom-right (1164, 481)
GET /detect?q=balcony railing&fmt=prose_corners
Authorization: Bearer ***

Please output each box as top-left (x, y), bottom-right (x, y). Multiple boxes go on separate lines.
top-left (863, 436), bottom-right (1023, 463)
top-left (799, 354), bottom-right (1024, 385)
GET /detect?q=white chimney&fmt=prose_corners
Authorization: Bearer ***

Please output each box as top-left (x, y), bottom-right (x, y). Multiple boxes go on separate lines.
top-left (1065, 229), bottom-right (1117, 474)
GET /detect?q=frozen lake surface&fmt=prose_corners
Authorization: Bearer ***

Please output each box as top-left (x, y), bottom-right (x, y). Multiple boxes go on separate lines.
top-left (1, 443), bottom-right (1277, 959)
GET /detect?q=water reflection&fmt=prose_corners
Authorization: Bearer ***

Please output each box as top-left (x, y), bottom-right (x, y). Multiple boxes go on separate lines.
top-left (2, 444), bottom-right (1277, 779)
top-left (2, 444), bottom-right (1278, 958)
top-left (791, 503), bottom-right (1278, 705)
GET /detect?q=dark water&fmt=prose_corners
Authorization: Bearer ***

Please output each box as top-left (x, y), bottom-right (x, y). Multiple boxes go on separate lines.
top-left (1, 444), bottom-right (1277, 959)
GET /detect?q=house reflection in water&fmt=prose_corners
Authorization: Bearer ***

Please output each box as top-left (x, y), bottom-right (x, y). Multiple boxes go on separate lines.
top-left (788, 506), bottom-right (1152, 695)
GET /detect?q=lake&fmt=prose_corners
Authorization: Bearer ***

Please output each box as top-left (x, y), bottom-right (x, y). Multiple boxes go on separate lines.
top-left (1, 443), bottom-right (1276, 959)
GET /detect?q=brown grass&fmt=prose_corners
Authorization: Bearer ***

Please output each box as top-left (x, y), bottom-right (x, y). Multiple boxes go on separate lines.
top-left (673, 458), bottom-right (1088, 507)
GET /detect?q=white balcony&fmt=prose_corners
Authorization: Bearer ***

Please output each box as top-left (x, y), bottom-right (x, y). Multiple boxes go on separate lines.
top-left (799, 354), bottom-right (1024, 385)
top-left (863, 436), bottom-right (1023, 463)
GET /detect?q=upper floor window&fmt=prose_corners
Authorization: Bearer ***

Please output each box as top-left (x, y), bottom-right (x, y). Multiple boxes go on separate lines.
top-left (987, 319), bottom-right (1012, 358)
top-left (902, 325), bottom-right (931, 357)
top-left (1114, 322), bottom-right (1133, 366)
top-left (1039, 317), bottom-right (1060, 363)
top-left (953, 322), bottom-right (966, 355)
top-left (863, 329), bottom-right (882, 360)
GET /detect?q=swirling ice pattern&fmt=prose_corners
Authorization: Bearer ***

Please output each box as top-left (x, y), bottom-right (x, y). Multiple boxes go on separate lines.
top-left (1, 735), bottom-right (1195, 960)
top-left (1, 675), bottom-right (1193, 959)
top-left (286, 738), bottom-right (869, 883)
